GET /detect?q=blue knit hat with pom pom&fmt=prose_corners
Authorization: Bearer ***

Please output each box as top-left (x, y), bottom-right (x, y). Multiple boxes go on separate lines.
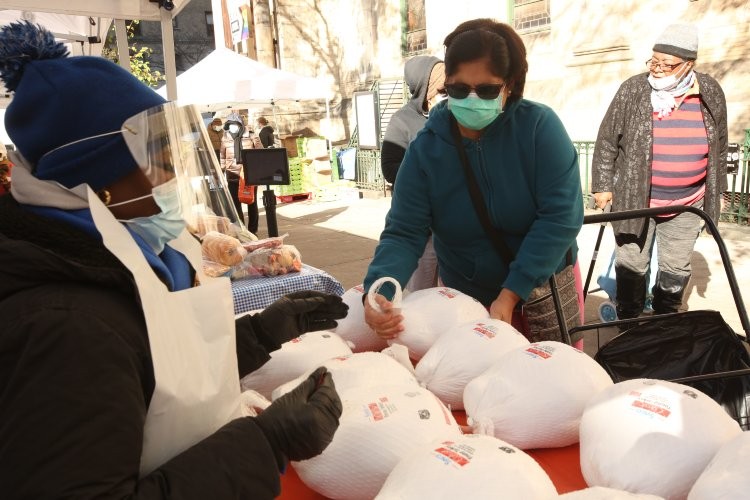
top-left (0, 21), bottom-right (166, 190)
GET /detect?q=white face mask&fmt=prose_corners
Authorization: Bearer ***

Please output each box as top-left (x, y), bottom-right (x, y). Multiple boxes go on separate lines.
top-left (228, 124), bottom-right (240, 134)
top-left (212, 125), bottom-right (222, 132)
top-left (647, 62), bottom-right (689, 91)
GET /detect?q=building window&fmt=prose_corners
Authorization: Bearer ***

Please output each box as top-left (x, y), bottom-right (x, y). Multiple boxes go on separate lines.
top-left (403, 0), bottom-right (427, 56)
top-left (205, 11), bottom-right (214, 37)
top-left (513, 0), bottom-right (551, 32)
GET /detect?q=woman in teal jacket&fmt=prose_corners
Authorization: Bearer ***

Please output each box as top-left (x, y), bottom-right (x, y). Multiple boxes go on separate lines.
top-left (364, 18), bottom-right (583, 339)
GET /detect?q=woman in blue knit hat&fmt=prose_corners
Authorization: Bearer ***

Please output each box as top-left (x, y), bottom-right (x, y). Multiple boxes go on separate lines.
top-left (591, 23), bottom-right (728, 321)
top-left (0, 21), bottom-right (347, 498)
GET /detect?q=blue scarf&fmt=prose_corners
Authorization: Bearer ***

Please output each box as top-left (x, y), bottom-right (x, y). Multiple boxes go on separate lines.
top-left (24, 205), bottom-right (192, 291)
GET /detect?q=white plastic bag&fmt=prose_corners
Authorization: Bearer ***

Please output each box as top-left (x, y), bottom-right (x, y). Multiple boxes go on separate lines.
top-left (415, 318), bottom-right (529, 410)
top-left (688, 430), bottom-right (750, 499)
top-left (293, 385), bottom-right (461, 500)
top-left (580, 379), bottom-right (742, 499)
top-left (376, 434), bottom-right (557, 499)
top-left (464, 341), bottom-right (613, 449)
top-left (390, 286), bottom-right (489, 361)
top-left (334, 285), bottom-right (389, 352)
top-left (239, 330), bottom-right (353, 398)
top-left (557, 487), bottom-right (665, 499)
top-left (271, 351), bottom-right (419, 401)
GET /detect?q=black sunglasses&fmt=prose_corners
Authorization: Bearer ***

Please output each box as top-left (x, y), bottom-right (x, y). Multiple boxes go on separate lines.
top-left (441, 83), bottom-right (505, 100)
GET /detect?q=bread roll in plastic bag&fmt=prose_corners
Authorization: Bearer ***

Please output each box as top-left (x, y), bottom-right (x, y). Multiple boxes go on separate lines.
top-left (580, 378), bottom-right (742, 499)
top-left (415, 318), bottom-right (529, 410)
top-left (239, 330), bottom-right (352, 398)
top-left (335, 285), bottom-right (389, 352)
top-left (391, 286), bottom-right (489, 361)
top-left (201, 230), bottom-right (247, 266)
top-left (376, 434), bottom-right (557, 499)
top-left (557, 487), bottom-right (665, 499)
top-left (464, 341), bottom-right (613, 449)
top-left (688, 430), bottom-right (750, 499)
top-left (271, 351), bottom-right (419, 401)
top-left (293, 385), bottom-right (461, 500)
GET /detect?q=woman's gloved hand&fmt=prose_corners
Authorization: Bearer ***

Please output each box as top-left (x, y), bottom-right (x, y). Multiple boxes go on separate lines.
top-left (257, 291), bottom-right (348, 340)
top-left (255, 367), bottom-right (342, 468)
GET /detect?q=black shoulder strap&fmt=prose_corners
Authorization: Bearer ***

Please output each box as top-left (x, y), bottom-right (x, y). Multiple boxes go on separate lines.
top-left (450, 116), bottom-right (515, 266)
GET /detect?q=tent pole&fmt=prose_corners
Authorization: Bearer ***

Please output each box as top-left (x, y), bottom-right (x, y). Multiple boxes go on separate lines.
top-left (114, 19), bottom-right (130, 73)
top-left (160, 7), bottom-right (178, 101)
top-left (325, 97), bottom-right (333, 168)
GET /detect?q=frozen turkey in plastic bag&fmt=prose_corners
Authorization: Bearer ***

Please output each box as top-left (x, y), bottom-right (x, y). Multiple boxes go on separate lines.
top-left (390, 286), bottom-right (489, 361)
top-left (376, 433), bottom-right (557, 499)
top-left (556, 487), bottom-right (665, 499)
top-left (293, 384), bottom-right (461, 500)
top-left (415, 318), bottom-right (529, 410)
top-left (580, 378), bottom-right (742, 499)
top-left (238, 389), bottom-right (270, 417)
top-left (688, 430), bottom-right (750, 499)
top-left (334, 285), bottom-right (389, 352)
top-left (271, 351), bottom-right (419, 401)
top-left (464, 341), bottom-right (613, 449)
top-left (239, 330), bottom-right (352, 398)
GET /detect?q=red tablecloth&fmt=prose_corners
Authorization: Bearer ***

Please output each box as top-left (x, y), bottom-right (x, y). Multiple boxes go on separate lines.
top-left (278, 411), bottom-right (587, 498)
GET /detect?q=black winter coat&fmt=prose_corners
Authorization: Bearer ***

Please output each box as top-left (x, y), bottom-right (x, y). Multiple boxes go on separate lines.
top-left (591, 71), bottom-right (728, 236)
top-left (0, 195), bottom-right (283, 499)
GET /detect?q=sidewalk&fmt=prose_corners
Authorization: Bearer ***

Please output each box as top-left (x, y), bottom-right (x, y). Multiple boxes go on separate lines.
top-left (259, 196), bottom-right (750, 354)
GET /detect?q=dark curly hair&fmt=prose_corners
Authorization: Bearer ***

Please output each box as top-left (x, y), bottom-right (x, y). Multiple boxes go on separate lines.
top-left (443, 19), bottom-right (528, 104)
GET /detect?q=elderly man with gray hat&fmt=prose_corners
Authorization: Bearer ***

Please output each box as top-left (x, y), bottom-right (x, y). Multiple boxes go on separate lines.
top-left (591, 23), bottom-right (728, 321)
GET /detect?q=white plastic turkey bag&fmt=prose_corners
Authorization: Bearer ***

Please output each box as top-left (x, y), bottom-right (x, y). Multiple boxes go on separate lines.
top-left (239, 330), bottom-right (352, 398)
top-left (464, 341), bottom-right (613, 449)
top-left (293, 384), bottom-right (461, 500)
top-left (688, 431), bottom-right (750, 499)
top-left (238, 389), bottom-right (271, 417)
top-left (415, 318), bottom-right (529, 410)
top-left (271, 351), bottom-right (419, 401)
top-left (556, 487), bottom-right (665, 499)
top-left (376, 433), bottom-right (557, 499)
top-left (387, 286), bottom-right (489, 361)
top-left (580, 379), bottom-right (742, 499)
top-left (335, 285), bottom-right (389, 352)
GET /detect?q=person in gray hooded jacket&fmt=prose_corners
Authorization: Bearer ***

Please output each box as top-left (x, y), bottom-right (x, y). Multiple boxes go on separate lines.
top-left (380, 55), bottom-right (445, 292)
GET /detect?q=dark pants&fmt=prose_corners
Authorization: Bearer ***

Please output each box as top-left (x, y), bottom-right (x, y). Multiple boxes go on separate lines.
top-left (246, 186), bottom-right (259, 234)
top-left (225, 171), bottom-right (244, 226)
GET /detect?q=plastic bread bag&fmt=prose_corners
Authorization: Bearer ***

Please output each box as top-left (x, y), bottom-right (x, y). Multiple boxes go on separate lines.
top-left (241, 233), bottom-right (289, 253)
top-left (202, 259), bottom-right (232, 278)
top-left (201, 231), bottom-right (248, 266)
top-left (244, 244), bottom-right (302, 276)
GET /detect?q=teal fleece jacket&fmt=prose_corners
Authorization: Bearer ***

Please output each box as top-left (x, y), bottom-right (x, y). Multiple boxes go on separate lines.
top-left (364, 98), bottom-right (583, 307)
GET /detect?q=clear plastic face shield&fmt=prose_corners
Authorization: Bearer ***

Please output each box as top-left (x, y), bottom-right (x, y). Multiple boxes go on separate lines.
top-left (121, 102), bottom-right (246, 238)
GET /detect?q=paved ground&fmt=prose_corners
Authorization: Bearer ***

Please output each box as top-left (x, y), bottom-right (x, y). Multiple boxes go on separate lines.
top-left (253, 195), bottom-right (750, 357)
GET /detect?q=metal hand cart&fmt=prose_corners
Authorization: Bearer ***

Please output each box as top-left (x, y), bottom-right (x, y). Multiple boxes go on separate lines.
top-left (570, 205), bottom-right (750, 429)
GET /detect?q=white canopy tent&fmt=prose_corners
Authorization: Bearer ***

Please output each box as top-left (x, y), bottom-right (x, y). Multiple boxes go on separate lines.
top-left (155, 48), bottom-right (331, 112)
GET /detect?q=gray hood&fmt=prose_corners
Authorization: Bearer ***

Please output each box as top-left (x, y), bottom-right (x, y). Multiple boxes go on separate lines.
top-left (383, 55), bottom-right (442, 149)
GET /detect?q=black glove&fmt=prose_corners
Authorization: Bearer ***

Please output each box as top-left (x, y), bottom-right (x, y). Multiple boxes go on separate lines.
top-left (257, 290), bottom-right (349, 341)
top-left (255, 367), bottom-right (342, 468)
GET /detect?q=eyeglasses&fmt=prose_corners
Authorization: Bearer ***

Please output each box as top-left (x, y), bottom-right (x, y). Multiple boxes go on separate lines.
top-left (645, 59), bottom-right (684, 72)
top-left (441, 83), bottom-right (505, 100)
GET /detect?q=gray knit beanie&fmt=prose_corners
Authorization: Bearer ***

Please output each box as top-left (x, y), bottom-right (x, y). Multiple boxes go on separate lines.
top-left (653, 23), bottom-right (699, 61)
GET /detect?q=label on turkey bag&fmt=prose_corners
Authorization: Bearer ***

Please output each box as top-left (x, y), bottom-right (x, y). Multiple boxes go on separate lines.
top-left (524, 343), bottom-right (556, 360)
top-left (432, 441), bottom-right (476, 467)
top-left (363, 396), bottom-right (398, 422)
top-left (437, 288), bottom-right (458, 299)
top-left (471, 322), bottom-right (498, 340)
top-left (627, 390), bottom-right (674, 419)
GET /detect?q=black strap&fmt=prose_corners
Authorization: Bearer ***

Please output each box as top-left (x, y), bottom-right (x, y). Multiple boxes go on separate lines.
top-left (450, 116), bottom-right (515, 265)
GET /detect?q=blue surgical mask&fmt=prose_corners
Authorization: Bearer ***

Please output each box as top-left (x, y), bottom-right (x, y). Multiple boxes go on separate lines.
top-left (113, 178), bottom-right (186, 254)
top-left (448, 94), bottom-right (502, 130)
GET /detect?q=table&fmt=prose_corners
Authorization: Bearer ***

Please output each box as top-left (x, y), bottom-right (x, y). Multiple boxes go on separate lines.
top-left (231, 264), bottom-right (345, 315)
top-left (278, 411), bottom-right (588, 498)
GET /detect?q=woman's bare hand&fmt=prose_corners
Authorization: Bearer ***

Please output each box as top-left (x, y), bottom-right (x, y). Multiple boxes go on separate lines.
top-left (363, 293), bottom-right (404, 340)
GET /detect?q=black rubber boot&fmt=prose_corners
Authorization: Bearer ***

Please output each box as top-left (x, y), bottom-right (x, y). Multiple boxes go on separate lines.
top-left (615, 265), bottom-right (647, 320)
top-left (652, 271), bottom-right (690, 314)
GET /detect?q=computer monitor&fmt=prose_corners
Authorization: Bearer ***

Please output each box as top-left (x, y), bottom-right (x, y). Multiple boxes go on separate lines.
top-left (240, 148), bottom-right (291, 186)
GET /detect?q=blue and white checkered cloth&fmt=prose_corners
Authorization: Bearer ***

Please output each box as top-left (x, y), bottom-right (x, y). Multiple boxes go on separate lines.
top-left (231, 264), bottom-right (345, 315)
